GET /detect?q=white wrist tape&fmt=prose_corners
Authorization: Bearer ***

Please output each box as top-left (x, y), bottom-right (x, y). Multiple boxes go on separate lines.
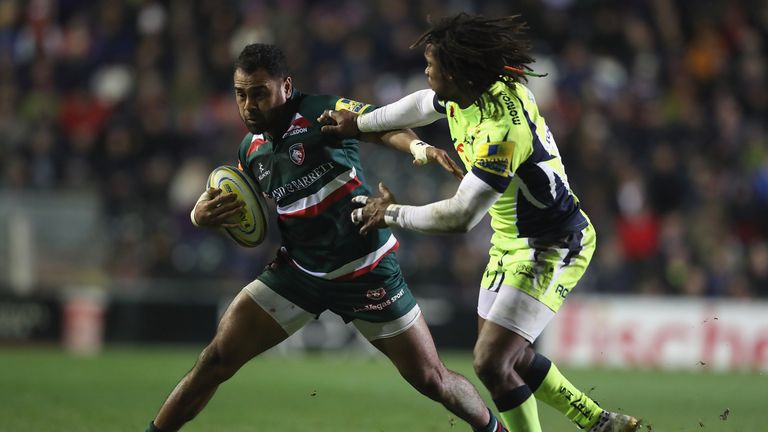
top-left (356, 114), bottom-right (372, 133)
top-left (190, 190), bottom-right (211, 227)
top-left (409, 140), bottom-right (432, 164)
top-left (384, 204), bottom-right (403, 226)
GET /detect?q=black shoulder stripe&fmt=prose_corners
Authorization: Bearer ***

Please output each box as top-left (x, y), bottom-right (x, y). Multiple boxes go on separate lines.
top-left (433, 94), bottom-right (446, 114)
top-left (471, 167), bottom-right (511, 193)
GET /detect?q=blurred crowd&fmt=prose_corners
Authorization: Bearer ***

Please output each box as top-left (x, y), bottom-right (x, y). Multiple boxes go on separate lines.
top-left (0, 0), bottom-right (766, 302)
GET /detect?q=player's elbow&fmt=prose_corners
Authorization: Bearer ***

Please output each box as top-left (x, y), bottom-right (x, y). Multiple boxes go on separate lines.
top-left (452, 222), bottom-right (473, 233)
top-left (456, 213), bottom-right (484, 233)
top-left (437, 208), bottom-right (479, 233)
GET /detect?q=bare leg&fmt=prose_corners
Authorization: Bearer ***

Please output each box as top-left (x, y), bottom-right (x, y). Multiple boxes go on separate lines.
top-left (478, 316), bottom-right (535, 366)
top-left (370, 315), bottom-right (491, 429)
top-left (473, 319), bottom-right (535, 397)
top-left (152, 291), bottom-right (289, 431)
top-left (473, 319), bottom-right (544, 431)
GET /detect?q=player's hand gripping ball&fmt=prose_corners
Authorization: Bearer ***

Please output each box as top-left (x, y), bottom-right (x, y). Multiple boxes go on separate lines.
top-left (206, 165), bottom-right (268, 247)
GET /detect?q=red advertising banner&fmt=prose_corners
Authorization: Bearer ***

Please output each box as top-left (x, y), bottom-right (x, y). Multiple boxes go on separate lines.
top-left (539, 297), bottom-right (768, 371)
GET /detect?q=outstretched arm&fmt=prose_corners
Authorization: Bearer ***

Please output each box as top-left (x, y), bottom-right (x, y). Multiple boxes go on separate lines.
top-left (360, 129), bottom-right (463, 180)
top-left (357, 89), bottom-right (446, 132)
top-left (318, 89), bottom-right (445, 136)
top-left (350, 172), bottom-right (501, 235)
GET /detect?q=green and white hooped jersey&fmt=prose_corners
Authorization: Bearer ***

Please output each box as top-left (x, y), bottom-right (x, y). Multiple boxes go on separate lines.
top-left (440, 81), bottom-right (589, 249)
top-left (237, 90), bottom-right (398, 280)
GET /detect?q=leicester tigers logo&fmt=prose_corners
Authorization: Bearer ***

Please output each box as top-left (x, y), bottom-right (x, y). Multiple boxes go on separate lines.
top-left (366, 288), bottom-right (386, 300)
top-left (289, 143), bottom-right (305, 165)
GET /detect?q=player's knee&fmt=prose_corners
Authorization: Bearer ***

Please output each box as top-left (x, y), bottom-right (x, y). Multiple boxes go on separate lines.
top-left (473, 346), bottom-right (525, 386)
top-left (514, 346), bottom-right (537, 376)
top-left (405, 365), bottom-right (446, 399)
top-left (195, 344), bottom-right (238, 382)
top-left (473, 350), bottom-right (506, 385)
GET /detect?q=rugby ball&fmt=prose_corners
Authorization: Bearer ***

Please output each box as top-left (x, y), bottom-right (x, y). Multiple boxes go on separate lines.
top-left (207, 165), bottom-right (268, 247)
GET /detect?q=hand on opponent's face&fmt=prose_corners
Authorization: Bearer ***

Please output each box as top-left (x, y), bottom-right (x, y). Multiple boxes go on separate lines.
top-left (350, 183), bottom-right (397, 235)
top-left (317, 109), bottom-right (360, 137)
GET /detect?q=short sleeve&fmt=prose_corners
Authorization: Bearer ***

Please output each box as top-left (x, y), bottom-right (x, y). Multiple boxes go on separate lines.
top-left (470, 141), bottom-right (515, 193)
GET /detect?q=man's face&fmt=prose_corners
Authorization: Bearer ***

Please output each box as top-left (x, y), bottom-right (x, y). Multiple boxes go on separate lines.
top-left (424, 44), bottom-right (460, 102)
top-left (234, 68), bottom-right (291, 134)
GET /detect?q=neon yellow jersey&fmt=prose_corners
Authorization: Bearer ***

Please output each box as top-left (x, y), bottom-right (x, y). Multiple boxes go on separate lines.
top-left (443, 81), bottom-right (589, 249)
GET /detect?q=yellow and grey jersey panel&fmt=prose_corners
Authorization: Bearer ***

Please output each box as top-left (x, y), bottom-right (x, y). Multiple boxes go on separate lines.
top-left (446, 81), bottom-right (588, 245)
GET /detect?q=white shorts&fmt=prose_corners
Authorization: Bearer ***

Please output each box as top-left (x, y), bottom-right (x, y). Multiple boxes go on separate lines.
top-left (243, 279), bottom-right (421, 341)
top-left (477, 284), bottom-right (556, 342)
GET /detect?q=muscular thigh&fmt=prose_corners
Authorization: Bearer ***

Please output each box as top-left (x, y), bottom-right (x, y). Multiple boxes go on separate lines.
top-left (212, 290), bottom-right (292, 365)
top-left (368, 313), bottom-right (440, 372)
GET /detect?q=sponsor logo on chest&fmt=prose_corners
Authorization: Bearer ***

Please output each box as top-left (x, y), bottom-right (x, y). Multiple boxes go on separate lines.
top-left (282, 113), bottom-right (311, 138)
top-left (269, 161), bottom-right (334, 201)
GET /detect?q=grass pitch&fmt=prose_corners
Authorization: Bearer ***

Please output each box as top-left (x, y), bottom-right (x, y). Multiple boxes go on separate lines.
top-left (0, 347), bottom-right (763, 431)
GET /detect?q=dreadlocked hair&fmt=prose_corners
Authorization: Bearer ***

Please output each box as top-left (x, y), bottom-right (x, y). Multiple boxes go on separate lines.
top-left (412, 13), bottom-right (536, 113)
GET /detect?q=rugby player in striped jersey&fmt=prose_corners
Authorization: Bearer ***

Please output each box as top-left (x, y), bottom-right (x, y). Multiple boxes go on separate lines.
top-left (146, 43), bottom-right (507, 432)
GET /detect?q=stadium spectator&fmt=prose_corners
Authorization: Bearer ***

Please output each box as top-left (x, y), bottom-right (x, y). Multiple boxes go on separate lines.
top-left (0, 1), bottom-right (765, 298)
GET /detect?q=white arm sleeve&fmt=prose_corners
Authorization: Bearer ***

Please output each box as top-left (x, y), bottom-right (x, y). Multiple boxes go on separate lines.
top-left (385, 172), bottom-right (501, 233)
top-left (357, 89), bottom-right (446, 132)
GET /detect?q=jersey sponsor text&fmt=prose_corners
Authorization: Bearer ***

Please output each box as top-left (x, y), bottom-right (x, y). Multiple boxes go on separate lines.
top-left (269, 162), bottom-right (334, 201)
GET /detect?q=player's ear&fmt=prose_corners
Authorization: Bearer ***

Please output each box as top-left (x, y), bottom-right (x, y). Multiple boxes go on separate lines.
top-left (282, 77), bottom-right (292, 98)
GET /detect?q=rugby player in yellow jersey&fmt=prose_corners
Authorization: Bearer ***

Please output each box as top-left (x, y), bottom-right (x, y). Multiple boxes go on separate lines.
top-left (320, 13), bottom-right (640, 432)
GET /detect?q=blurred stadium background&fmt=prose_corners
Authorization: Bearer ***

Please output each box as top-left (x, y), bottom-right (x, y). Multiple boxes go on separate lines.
top-left (0, 0), bottom-right (766, 431)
